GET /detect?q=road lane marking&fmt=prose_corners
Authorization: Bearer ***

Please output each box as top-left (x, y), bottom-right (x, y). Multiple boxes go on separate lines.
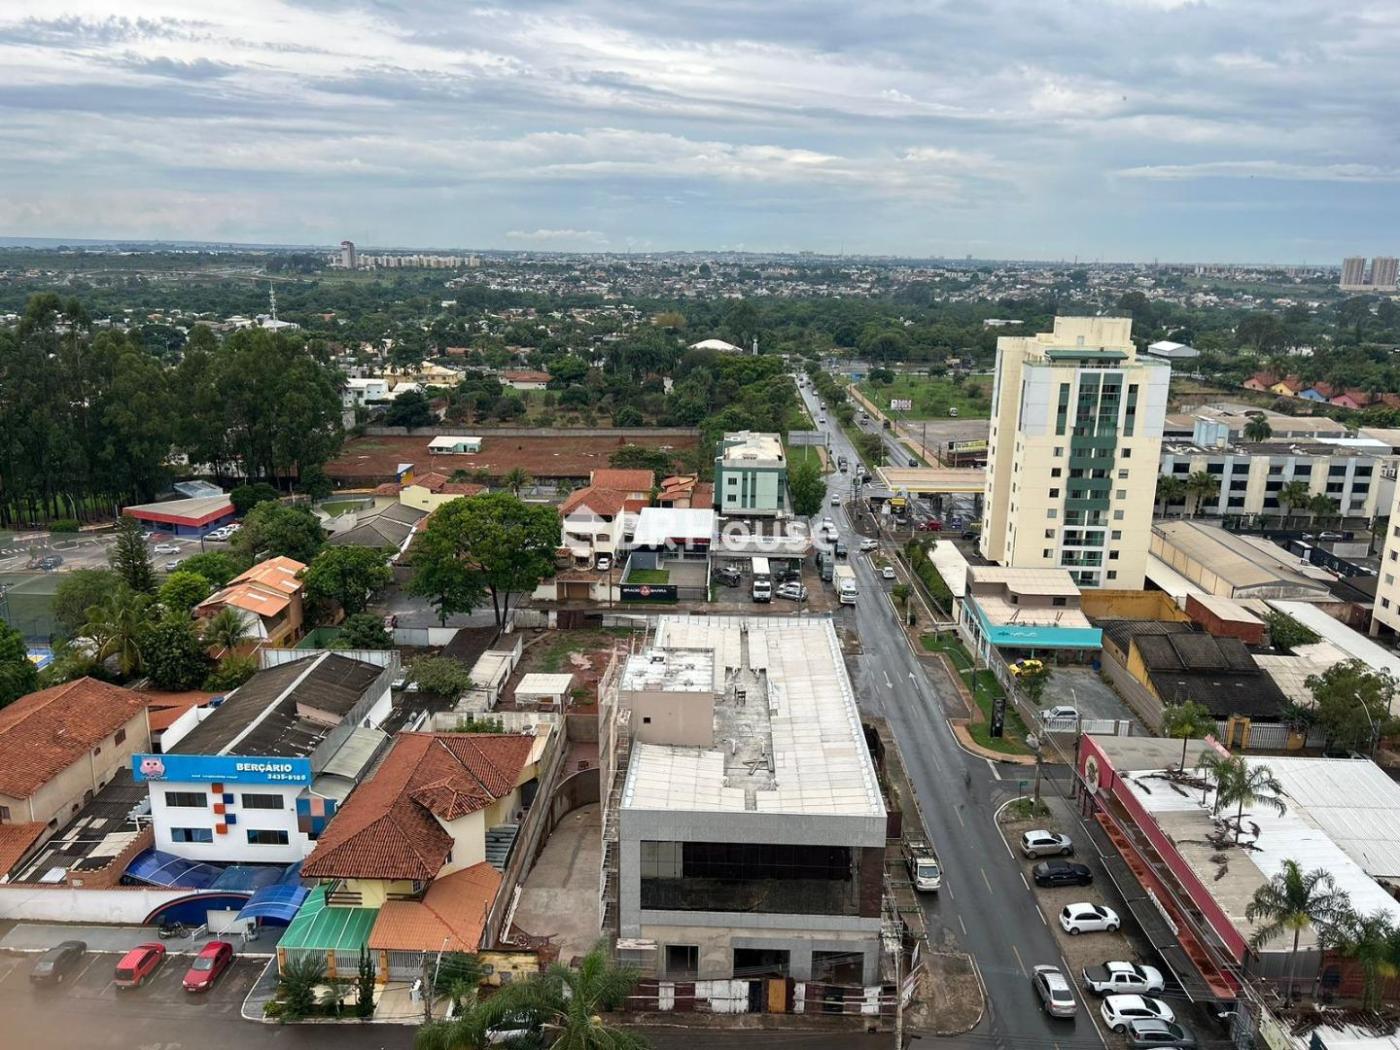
top-left (958, 914), bottom-right (967, 935)
top-left (883, 671), bottom-right (893, 689)
top-left (980, 866), bottom-right (993, 893)
top-left (1039, 908), bottom-right (1049, 927)
top-left (1020, 872), bottom-right (1031, 892)
top-left (986, 758), bottom-right (1002, 780)
top-left (945, 880), bottom-right (955, 901)
top-left (1011, 943), bottom-right (1027, 977)
top-left (955, 806), bottom-right (965, 828)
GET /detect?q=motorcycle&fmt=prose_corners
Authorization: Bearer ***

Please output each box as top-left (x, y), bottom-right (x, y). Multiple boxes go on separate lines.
top-left (157, 920), bottom-right (188, 939)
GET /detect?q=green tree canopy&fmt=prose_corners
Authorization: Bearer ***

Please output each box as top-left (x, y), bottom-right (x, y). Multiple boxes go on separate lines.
top-left (234, 502), bottom-right (325, 564)
top-left (787, 458), bottom-right (826, 519)
top-left (230, 482), bottom-right (281, 515)
top-left (158, 570), bottom-right (213, 613)
top-left (302, 547), bottom-right (392, 617)
top-left (110, 516), bottom-right (157, 594)
top-left (52, 568), bottom-right (123, 637)
top-left (179, 551), bottom-right (247, 588)
top-left (1161, 701), bottom-right (1216, 770)
top-left (608, 444), bottom-right (675, 476)
top-left (408, 656), bottom-right (474, 698)
top-left (0, 620), bottom-right (38, 708)
top-left (1264, 610), bottom-right (1318, 654)
top-left (1304, 659), bottom-right (1399, 752)
top-left (337, 613), bottom-right (394, 649)
top-left (409, 493), bottom-right (559, 627)
top-left (141, 614), bottom-right (212, 690)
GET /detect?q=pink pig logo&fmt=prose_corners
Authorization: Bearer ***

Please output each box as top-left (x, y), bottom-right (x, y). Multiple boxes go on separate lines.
top-left (139, 756), bottom-right (166, 780)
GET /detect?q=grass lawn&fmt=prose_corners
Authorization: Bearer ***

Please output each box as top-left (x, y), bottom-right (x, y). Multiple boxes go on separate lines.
top-left (533, 626), bottom-right (637, 673)
top-left (785, 444), bottom-right (828, 470)
top-left (626, 568), bottom-right (670, 585)
top-left (860, 373), bottom-right (993, 420)
top-left (921, 634), bottom-right (1031, 756)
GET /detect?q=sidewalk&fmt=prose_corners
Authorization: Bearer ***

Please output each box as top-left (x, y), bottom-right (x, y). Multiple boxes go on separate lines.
top-left (0, 921), bottom-right (281, 957)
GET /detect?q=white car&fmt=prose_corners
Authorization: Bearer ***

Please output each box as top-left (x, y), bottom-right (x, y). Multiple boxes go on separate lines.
top-left (1083, 961), bottom-right (1165, 996)
top-left (881, 565), bottom-right (896, 580)
top-left (163, 559), bottom-right (182, 572)
top-left (1101, 994), bottom-right (1174, 1033)
top-left (1021, 829), bottom-right (1073, 858)
top-left (1060, 902), bottom-right (1121, 935)
top-left (830, 495), bottom-right (841, 506)
top-left (152, 543), bottom-right (181, 555)
top-left (859, 538), bottom-right (879, 553)
top-left (595, 555), bottom-right (612, 571)
top-left (1042, 705), bottom-right (1079, 725)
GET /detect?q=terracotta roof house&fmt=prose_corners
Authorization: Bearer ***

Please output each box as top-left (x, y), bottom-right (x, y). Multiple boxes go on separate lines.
top-left (588, 469), bottom-right (655, 498)
top-left (1242, 372), bottom-right (1278, 393)
top-left (0, 678), bottom-right (151, 840)
top-left (500, 370), bottom-right (552, 390)
top-left (1330, 390), bottom-right (1374, 410)
top-left (1271, 375), bottom-right (1306, 397)
top-left (1299, 381), bottom-right (1336, 402)
top-left (0, 821), bottom-right (47, 880)
top-left (368, 862), bottom-right (502, 955)
top-left (195, 555), bottom-right (307, 647)
top-left (399, 473), bottom-right (487, 513)
top-left (300, 732), bottom-right (539, 901)
top-left (656, 474), bottom-right (715, 510)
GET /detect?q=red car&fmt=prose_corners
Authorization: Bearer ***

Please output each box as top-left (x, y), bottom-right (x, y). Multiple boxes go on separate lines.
top-left (183, 940), bottom-right (235, 992)
top-left (916, 520), bottom-right (944, 532)
top-left (114, 942), bottom-right (166, 990)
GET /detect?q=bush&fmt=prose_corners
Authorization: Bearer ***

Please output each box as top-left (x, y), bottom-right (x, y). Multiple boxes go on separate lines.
top-left (204, 653), bottom-right (257, 691)
top-left (48, 519), bottom-right (80, 533)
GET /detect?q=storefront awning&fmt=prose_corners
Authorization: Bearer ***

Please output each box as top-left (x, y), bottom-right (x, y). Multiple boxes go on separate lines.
top-left (126, 848), bottom-right (225, 889)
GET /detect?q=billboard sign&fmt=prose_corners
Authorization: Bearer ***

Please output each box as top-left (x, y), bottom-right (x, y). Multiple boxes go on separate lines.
top-left (947, 439), bottom-right (988, 453)
top-left (890, 399), bottom-right (913, 412)
top-left (620, 583), bottom-right (678, 602)
top-left (132, 753), bottom-right (313, 786)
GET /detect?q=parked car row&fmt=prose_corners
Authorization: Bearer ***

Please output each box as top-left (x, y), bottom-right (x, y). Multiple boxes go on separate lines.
top-left (29, 939), bottom-right (237, 993)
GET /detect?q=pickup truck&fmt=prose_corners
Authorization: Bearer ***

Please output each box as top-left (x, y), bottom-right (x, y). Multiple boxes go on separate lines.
top-left (904, 839), bottom-right (941, 892)
top-left (1082, 961), bottom-right (1165, 996)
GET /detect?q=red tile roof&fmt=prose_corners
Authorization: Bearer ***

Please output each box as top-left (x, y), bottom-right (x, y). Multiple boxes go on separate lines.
top-left (501, 370), bottom-right (552, 383)
top-left (560, 486), bottom-right (628, 518)
top-left (0, 822), bottom-right (45, 876)
top-left (589, 469), bottom-right (655, 492)
top-left (0, 679), bottom-right (149, 798)
top-left (301, 733), bottom-right (535, 881)
top-left (692, 483), bottom-right (714, 509)
top-left (408, 472), bottom-right (486, 496)
top-left (134, 689), bottom-right (220, 732)
top-left (368, 863), bottom-right (502, 952)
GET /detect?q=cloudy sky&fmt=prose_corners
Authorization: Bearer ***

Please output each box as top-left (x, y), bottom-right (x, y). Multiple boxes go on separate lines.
top-left (0, 1), bottom-right (1396, 261)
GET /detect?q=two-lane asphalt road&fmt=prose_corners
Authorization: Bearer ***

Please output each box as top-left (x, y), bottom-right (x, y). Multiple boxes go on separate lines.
top-left (799, 381), bottom-right (1104, 1050)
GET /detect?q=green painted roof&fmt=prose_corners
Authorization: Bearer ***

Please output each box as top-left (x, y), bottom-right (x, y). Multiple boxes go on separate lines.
top-left (278, 885), bottom-right (378, 952)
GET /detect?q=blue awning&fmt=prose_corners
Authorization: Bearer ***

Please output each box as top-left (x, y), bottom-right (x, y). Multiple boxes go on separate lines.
top-left (126, 848), bottom-right (226, 889)
top-left (211, 864), bottom-right (288, 893)
top-left (237, 882), bottom-right (310, 925)
top-left (968, 598), bottom-right (1103, 650)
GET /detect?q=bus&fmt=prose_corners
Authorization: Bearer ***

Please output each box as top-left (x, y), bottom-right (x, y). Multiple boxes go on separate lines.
top-left (751, 556), bottom-right (772, 602)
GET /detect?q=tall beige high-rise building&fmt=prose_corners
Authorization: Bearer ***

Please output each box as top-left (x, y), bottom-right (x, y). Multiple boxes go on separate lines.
top-left (1373, 487), bottom-right (1400, 639)
top-left (1372, 256), bottom-right (1399, 290)
top-left (979, 317), bottom-right (1171, 590)
top-left (1341, 256), bottom-right (1368, 289)
top-left (339, 240), bottom-right (357, 270)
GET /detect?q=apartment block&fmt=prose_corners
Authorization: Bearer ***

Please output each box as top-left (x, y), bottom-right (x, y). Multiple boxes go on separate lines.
top-left (713, 431), bottom-right (789, 517)
top-left (980, 317), bottom-right (1170, 589)
top-left (1374, 486), bottom-right (1400, 637)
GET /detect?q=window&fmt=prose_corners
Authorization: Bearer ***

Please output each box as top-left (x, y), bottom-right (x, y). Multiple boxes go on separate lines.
top-left (1113, 510), bottom-right (1124, 520)
top-left (1387, 574), bottom-right (1396, 586)
top-left (1107, 570), bottom-right (1118, 580)
top-left (171, 827), bottom-right (213, 844)
top-left (1111, 530), bottom-right (1121, 540)
top-left (1118, 469), bottom-right (1128, 479)
top-left (1121, 448), bottom-right (1132, 459)
top-left (0, 805), bottom-right (9, 821)
top-left (1046, 509), bottom-right (1057, 519)
top-left (1048, 488), bottom-right (1060, 498)
top-left (666, 945), bottom-right (699, 979)
top-left (1051, 467), bottom-right (1062, 478)
top-left (115, 728), bottom-right (126, 745)
top-left (1109, 551), bottom-right (1119, 560)
top-left (1115, 490), bottom-right (1127, 500)
top-left (241, 794), bottom-right (284, 810)
top-left (1043, 548), bottom-right (1053, 558)
top-left (1044, 529), bottom-right (1055, 539)
top-left (1055, 383), bottom-right (1071, 436)
top-left (246, 829), bottom-right (290, 846)
top-left (1052, 596), bottom-right (1067, 607)
top-left (1384, 598), bottom-right (1392, 609)
top-left (1054, 446), bottom-right (1064, 457)
top-left (165, 792), bottom-right (207, 808)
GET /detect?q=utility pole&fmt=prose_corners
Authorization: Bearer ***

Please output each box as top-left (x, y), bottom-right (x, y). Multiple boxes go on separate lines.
top-left (420, 951), bottom-right (432, 1023)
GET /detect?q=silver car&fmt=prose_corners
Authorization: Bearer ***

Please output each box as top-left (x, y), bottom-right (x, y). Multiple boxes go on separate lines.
top-left (1032, 964), bottom-right (1076, 1018)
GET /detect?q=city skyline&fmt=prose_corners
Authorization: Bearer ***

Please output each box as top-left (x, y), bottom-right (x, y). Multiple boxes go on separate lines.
top-left (1, 2), bottom-right (1398, 262)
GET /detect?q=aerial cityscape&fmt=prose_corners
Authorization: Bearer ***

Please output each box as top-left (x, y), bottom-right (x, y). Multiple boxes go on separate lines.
top-left (3, 4), bottom-right (1400, 1050)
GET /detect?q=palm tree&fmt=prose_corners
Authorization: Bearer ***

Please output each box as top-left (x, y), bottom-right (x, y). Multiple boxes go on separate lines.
top-left (503, 467), bottom-right (532, 496)
top-left (1308, 493), bottom-right (1339, 524)
top-left (1243, 415), bottom-right (1274, 442)
top-left (1154, 475), bottom-right (1187, 516)
top-left (80, 588), bottom-right (152, 678)
top-left (1219, 759), bottom-right (1287, 842)
top-left (1185, 471), bottom-right (1219, 518)
top-left (418, 943), bottom-right (644, 1050)
top-left (1196, 750), bottom-right (1238, 814)
top-left (1277, 480), bottom-right (1312, 524)
top-left (203, 606), bottom-right (251, 654)
top-left (1245, 860), bottom-right (1349, 1001)
top-left (1326, 908), bottom-right (1397, 1011)
top-left (1162, 701), bottom-right (1216, 771)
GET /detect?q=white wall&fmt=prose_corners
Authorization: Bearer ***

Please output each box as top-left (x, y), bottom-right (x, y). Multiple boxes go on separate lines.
top-left (150, 780), bottom-right (309, 865)
top-left (0, 885), bottom-right (190, 923)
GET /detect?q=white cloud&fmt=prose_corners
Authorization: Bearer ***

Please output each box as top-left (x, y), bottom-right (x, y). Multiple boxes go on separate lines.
top-left (505, 228), bottom-right (610, 245)
top-left (1114, 160), bottom-right (1400, 183)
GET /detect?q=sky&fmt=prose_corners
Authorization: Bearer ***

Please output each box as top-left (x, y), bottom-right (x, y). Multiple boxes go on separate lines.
top-left (0, 1), bottom-right (1397, 262)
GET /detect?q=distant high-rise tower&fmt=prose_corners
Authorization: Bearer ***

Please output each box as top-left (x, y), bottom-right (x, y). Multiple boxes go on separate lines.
top-left (1372, 256), bottom-right (1399, 291)
top-left (339, 240), bottom-right (357, 270)
top-left (1341, 256), bottom-right (1367, 289)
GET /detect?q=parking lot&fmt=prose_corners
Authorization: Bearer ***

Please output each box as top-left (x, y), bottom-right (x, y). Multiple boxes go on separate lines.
top-left (1040, 666), bottom-right (1142, 732)
top-left (0, 947), bottom-right (264, 1019)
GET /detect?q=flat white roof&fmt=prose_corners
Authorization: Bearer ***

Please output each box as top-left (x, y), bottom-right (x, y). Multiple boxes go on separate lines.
top-left (621, 616), bottom-right (884, 818)
top-left (929, 541), bottom-right (968, 598)
top-left (515, 673), bottom-right (575, 698)
top-left (1145, 553), bottom-right (1205, 600)
top-left (631, 507), bottom-right (715, 547)
top-left (1268, 600), bottom-right (1400, 681)
top-left (621, 648), bottom-right (715, 693)
top-left (1118, 754), bottom-right (1400, 950)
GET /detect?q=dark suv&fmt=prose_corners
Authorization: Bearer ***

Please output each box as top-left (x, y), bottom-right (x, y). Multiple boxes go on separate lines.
top-left (1033, 860), bottom-right (1094, 887)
